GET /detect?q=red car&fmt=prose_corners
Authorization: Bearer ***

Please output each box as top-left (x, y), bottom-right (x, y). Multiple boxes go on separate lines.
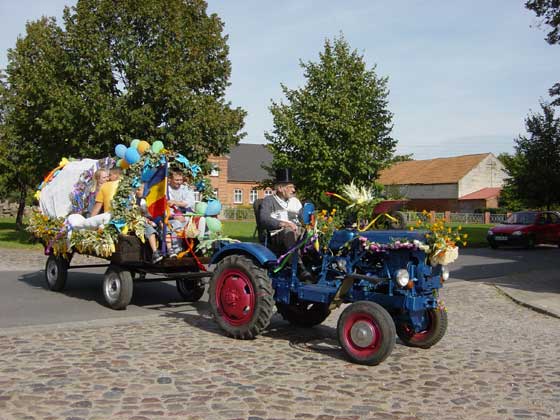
top-left (487, 211), bottom-right (560, 249)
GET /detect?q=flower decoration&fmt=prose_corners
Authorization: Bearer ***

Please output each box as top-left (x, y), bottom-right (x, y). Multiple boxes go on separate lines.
top-left (313, 208), bottom-right (344, 251)
top-left (326, 181), bottom-right (383, 229)
top-left (358, 236), bottom-right (430, 253)
top-left (409, 211), bottom-right (467, 265)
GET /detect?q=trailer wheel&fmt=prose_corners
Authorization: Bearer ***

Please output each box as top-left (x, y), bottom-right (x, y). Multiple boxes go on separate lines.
top-left (337, 301), bottom-right (396, 365)
top-left (276, 300), bottom-right (331, 327)
top-left (209, 255), bottom-right (274, 339)
top-left (396, 308), bottom-right (447, 349)
top-left (176, 278), bottom-right (205, 302)
top-left (103, 265), bottom-right (133, 310)
top-left (45, 255), bottom-right (68, 291)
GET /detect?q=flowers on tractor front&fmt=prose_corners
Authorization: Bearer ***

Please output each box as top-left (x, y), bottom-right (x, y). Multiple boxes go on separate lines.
top-left (314, 208), bottom-right (343, 250)
top-left (409, 210), bottom-right (467, 265)
top-left (358, 236), bottom-right (430, 253)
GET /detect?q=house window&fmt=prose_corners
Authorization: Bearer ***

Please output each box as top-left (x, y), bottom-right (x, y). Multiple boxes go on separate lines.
top-left (233, 189), bottom-right (242, 204)
top-left (250, 189), bottom-right (258, 203)
top-left (213, 188), bottom-right (219, 199)
top-left (210, 165), bottom-right (219, 177)
top-left (264, 189), bottom-right (273, 197)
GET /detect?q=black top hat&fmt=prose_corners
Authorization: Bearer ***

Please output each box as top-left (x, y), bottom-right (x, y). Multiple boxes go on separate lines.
top-left (274, 168), bottom-right (293, 184)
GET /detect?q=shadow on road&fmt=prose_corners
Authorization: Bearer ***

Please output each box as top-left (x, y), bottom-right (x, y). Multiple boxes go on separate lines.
top-left (450, 246), bottom-right (559, 295)
top-left (17, 269), bottom-right (194, 309)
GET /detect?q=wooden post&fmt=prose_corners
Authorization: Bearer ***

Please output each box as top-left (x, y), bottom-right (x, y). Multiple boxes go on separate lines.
top-left (444, 211), bottom-right (451, 222)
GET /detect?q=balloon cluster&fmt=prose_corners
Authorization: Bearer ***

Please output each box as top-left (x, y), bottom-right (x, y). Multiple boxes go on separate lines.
top-left (194, 199), bottom-right (223, 233)
top-left (114, 139), bottom-right (165, 169)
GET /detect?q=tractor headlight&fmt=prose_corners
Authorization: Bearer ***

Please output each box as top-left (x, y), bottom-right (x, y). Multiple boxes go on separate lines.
top-left (487, 230), bottom-right (494, 236)
top-left (395, 269), bottom-right (410, 287)
top-left (441, 266), bottom-right (450, 282)
top-left (512, 231), bottom-right (523, 236)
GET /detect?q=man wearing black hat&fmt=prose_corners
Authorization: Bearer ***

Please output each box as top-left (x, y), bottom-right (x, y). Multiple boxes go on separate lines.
top-left (258, 168), bottom-right (312, 281)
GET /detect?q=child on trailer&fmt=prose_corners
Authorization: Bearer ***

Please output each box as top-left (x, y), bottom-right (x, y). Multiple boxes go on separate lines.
top-left (135, 186), bottom-right (165, 264)
top-left (165, 169), bottom-right (196, 257)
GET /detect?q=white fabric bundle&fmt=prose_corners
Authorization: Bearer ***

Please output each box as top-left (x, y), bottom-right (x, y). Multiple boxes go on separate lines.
top-left (39, 159), bottom-right (99, 218)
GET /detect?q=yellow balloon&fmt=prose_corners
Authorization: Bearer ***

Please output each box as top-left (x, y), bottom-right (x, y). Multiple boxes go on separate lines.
top-left (118, 159), bottom-right (130, 169)
top-left (137, 140), bottom-right (150, 154)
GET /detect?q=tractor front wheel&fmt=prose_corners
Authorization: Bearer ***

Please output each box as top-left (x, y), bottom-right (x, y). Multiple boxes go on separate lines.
top-left (396, 308), bottom-right (448, 349)
top-left (337, 301), bottom-right (396, 365)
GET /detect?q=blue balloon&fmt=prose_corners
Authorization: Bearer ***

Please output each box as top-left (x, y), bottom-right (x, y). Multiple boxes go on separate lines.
top-left (115, 144), bottom-right (127, 158)
top-left (124, 147), bottom-right (141, 165)
top-left (205, 199), bottom-right (222, 216)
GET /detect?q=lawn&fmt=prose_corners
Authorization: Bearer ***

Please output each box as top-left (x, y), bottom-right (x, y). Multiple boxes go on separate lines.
top-left (0, 217), bottom-right (489, 250)
top-left (0, 217), bottom-right (42, 250)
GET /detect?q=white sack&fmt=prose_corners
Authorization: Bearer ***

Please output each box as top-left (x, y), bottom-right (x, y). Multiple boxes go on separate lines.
top-left (39, 159), bottom-right (98, 218)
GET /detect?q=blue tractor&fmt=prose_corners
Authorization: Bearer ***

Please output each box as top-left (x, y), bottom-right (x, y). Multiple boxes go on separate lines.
top-left (208, 204), bottom-right (449, 365)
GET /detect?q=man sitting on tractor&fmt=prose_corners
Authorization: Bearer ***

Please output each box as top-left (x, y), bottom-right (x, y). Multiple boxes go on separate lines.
top-left (258, 168), bottom-right (312, 281)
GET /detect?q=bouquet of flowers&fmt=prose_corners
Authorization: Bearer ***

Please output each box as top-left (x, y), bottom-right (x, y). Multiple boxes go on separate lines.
top-left (410, 211), bottom-right (467, 265)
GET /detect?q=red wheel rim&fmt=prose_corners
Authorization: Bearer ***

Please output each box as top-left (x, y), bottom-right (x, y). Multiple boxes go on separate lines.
top-left (342, 312), bottom-right (382, 358)
top-left (215, 269), bottom-right (255, 326)
top-left (402, 310), bottom-right (435, 341)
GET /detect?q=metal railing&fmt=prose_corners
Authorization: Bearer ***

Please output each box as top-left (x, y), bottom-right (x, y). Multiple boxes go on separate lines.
top-left (222, 205), bottom-right (507, 225)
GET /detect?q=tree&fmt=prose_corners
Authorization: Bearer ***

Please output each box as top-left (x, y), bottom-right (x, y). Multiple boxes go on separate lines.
top-left (526, 0), bottom-right (560, 105)
top-left (0, 0), bottom-right (245, 227)
top-left (502, 102), bottom-right (560, 210)
top-left (0, 17), bottom-right (74, 228)
top-left (265, 35), bottom-right (396, 205)
top-left (61, 0), bottom-right (245, 160)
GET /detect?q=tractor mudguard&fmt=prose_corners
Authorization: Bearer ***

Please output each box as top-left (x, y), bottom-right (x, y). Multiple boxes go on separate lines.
top-left (210, 242), bottom-right (278, 266)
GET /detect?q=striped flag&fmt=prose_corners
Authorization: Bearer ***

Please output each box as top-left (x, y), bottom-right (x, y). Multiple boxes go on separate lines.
top-left (143, 164), bottom-right (167, 222)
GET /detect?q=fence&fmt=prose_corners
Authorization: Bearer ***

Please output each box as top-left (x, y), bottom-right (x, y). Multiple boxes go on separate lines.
top-left (222, 205), bottom-right (508, 225)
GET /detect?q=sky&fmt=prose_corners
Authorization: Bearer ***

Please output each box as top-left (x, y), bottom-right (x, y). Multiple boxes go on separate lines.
top-left (1, 0), bottom-right (559, 160)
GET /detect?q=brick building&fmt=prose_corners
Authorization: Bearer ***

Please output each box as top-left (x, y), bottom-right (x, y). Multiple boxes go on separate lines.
top-left (207, 144), bottom-right (273, 206)
top-left (378, 153), bottom-right (507, 212)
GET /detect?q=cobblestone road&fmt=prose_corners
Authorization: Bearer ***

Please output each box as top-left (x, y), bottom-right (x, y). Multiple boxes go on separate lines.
top-left (0, 280), bottom-right (559, 420)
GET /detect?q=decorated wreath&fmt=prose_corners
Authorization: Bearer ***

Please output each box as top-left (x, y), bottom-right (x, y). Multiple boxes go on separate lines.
top-left (27, 139), bottom-right (225, 258)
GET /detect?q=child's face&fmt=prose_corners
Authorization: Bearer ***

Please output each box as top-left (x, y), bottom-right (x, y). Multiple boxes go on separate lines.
top-left (135, 187), bottom-right (143, 198)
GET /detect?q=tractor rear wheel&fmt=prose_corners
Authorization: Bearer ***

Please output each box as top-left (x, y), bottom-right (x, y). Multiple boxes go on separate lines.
top-left (209, 255), bottom-right (274, 339)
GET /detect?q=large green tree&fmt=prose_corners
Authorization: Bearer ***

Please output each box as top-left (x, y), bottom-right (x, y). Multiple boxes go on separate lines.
top-left (0, 0), bottom-right (245, 227)
top-left (266, 35), bottom-right (396, 205)
top-left (0, 17), bottom-right (74, 227)
top-left (61, 0), bottom-right (245, 159)
top-left (502, 102), bottom-right (560, 209)
top-left (526, 0), bottom-right (560, 104)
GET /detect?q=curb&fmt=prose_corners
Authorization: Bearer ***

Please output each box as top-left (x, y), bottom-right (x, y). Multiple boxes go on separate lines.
top-left (493, 285), bottom-right (560, 320)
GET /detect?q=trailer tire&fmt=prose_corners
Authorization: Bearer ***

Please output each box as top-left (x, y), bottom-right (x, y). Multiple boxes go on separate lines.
top-left (176, 278), bottom-right (205, 302)
top-left (396, 307), bottom-right (448, 349)
top-left (103, 265), bottom-right (133, 310)
top-left (337, 301), bottom-right (396, 365)
top-left (45, 255), bottom-right (68, 291)
top-left (276, 300), bottom-right (331, 327)
top-left (209, 255), bottom-right (274, 339)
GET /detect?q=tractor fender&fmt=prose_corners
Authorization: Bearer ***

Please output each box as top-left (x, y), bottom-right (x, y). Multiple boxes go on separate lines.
top-left (210, 242), bottom-right (277, 267)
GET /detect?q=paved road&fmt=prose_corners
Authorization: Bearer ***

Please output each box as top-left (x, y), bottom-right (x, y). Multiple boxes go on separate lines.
top-left (0, 248), bottom-right (558, 419)
top-left (1, 246), bottom-right (557, 328)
